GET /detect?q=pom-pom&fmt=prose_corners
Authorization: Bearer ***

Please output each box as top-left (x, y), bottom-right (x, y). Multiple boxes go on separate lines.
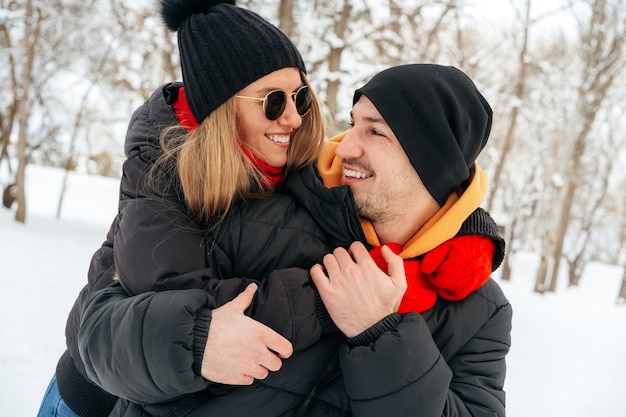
top-left (160, 0), bottom-right (237, 31)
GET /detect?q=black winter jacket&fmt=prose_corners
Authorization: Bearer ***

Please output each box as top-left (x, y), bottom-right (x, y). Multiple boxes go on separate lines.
top-left (78, 171), bottom-right (510, 416)
top-left (79, 186), bottom-right (510, 417)
top-left (282, 166), bottom-right (512, 417)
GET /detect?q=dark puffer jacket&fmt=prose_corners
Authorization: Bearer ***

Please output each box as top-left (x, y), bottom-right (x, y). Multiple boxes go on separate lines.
top-left (78, 165), bottom-right (510, 416)
top-left (56, 82), bottom-right (338, 417)
top-left (281, 166), bottom-right (511, 417)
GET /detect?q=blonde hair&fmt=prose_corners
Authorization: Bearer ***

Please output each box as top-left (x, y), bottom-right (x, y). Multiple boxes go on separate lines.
top-left (156, 73), bottom-right (325, 224)
top-left (284, 73), bottom-right (325, 172)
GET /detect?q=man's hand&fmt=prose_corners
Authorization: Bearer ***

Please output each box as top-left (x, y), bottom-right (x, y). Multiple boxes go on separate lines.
top-left (201, 283), bottom-right (293, 385)
top-left (310, 242), bottom-right (407, 338)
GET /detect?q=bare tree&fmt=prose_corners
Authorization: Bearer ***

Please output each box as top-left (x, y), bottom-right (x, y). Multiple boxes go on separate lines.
top-left (618, 270), bottom-right (626, 303)
top-left (610, 175), bottom-right (626, 300)
top-left (0, 20), bottom-right (18, 174)
top-left (2, 0), bottom-right (180, 221)
top-left (14, 0), bottom-right (41, 222)
top-left (56, 78), bottom-right (102, 219)
top-left (565, 104), bottom-right (625, 286)
top-left (485, 0), bottom-right (531, 211)
top-left (535, 0), bottom-right (626, 293)
top-left (619, 188), bottom-right (626, 302)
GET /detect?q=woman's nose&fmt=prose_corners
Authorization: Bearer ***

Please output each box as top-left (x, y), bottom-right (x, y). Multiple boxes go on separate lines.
top-left (277, 98), bottom-right (303, 129)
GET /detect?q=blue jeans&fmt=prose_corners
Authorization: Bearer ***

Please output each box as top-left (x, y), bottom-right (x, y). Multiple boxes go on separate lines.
top-left (37, 374), bottom-right (80, 417)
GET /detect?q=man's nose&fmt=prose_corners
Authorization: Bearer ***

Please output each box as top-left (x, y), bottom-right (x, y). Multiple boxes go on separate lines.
top-left (336, 129), bottom-right (362, 159)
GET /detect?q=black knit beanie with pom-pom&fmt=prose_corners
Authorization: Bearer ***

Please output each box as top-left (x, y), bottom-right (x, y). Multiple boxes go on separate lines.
top-left (160, 0), bottom-right (306, 123)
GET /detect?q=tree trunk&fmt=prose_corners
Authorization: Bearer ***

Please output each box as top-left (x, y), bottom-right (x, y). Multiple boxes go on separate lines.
top-left (618, 266), bottom-right (626, 304)
top-left (56, 62), bottom-right (104, 218)
top-left (500, 251), bottom-right (512, 281)
top-left (547, 179), bottom-right (577, 292)
top-left (0, 101), bottom-right (17, 174)
top-left (535, 254), bottom-right (552, 294)
top-left (15, 0), bottom-right (40, 223)
top-left (325, 1), bottom-right (351, 120)
top-left (535, 0), bottom-right (623, 293)
top-left (0, 23), bottom-right (17, 171)
top-left (498, 223), bottom-right (512, 281)
top-left (568, 256), bottom-right (582, 287)
top-left (485, 0), bottom-right (530, 212)
top-left (278, 0), bottom-right (295, 38)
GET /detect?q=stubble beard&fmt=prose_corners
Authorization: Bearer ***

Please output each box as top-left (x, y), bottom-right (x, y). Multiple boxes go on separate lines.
top-left (353, 184), bottom-right (404, 225)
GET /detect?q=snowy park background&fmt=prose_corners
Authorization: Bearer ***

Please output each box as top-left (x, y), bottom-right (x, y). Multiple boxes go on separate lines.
top-left (1, 164), bottom-right (626, 416)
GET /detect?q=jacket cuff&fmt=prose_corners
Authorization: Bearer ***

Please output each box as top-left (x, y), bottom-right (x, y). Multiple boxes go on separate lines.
top-left (457, 208), bottom-right (506, 272)
top-left (346, 313), bottom-right (402, 347)
top-left (315, 291), bottom-right (339, 334)
top-left (192, 308), bottom-right (212, 376)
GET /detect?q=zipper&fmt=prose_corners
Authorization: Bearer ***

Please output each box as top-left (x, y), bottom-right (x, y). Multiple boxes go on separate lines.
top-left (293, 354), bottom-right (339, 417)
top-left (342, 199), bottom-right (367, 247)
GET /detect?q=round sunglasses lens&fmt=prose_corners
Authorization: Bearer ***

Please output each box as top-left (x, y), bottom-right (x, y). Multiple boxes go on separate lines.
top-left (264, 91), bottom-right (286, 120)
top-left (296, 87), bottom-right (312, 115)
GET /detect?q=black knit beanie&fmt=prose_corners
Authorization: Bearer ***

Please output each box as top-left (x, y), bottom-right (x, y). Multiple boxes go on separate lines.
top-left (353, 64), bottom-right (492, 206)
top-left (160, 0), bottom-right (306, 123)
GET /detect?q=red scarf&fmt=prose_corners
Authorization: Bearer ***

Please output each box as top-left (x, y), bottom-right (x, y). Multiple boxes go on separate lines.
top-left (171, 87), bottom-right (199, 131)
top-left (368, 235), bottom-right (494, 313)
top-left (172, 86), bottom-right (285, 185)
top-left (238, 146), bottom-right (286, 186)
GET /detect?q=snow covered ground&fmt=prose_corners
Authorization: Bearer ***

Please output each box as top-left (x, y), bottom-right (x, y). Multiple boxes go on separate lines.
top-left (1, 165), bottom-right (626, 416)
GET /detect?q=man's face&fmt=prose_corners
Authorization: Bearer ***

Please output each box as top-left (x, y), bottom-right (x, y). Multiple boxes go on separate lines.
top-left (336, 96), bottom-right (438, 225)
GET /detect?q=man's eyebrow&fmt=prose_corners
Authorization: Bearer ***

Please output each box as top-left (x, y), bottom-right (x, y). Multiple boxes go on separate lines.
top-left (363, 116), bottom-right (385, 124)
top-left (350, 111), bottom-right (385, 124)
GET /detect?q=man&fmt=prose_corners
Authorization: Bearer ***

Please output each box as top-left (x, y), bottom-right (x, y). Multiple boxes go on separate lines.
top-left (304, 64), bottom-right (511, 416)
top-left (78, 64), bottom-right (510, 417)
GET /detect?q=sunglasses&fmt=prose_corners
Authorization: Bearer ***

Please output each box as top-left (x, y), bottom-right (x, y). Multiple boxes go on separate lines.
top-left (236, 85), bottom-right (312, 121)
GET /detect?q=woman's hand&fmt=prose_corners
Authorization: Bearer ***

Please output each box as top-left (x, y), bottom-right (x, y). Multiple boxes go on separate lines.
top-left (202, 283), bottom-right (293, 384)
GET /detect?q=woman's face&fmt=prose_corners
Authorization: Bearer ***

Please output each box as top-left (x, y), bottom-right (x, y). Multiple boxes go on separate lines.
top-left (236, 67), bottom-right (304, 168)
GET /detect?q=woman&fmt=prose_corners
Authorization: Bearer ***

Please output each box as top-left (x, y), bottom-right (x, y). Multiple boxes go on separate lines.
top-left (37, 1), bottom-right (331, 416)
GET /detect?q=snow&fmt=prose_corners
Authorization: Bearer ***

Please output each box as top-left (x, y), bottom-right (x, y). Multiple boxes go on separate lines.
top-left (1, 165), bottom-right (626, 417)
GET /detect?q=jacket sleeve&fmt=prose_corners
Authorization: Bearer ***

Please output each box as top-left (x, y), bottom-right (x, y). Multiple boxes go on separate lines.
top-left (65, 222), bottom-right (118, 378)
top-left (113, 133), bottom-right (214, 295)
top-left (78, 281), bottom-right (214, 403)
top-left (78, 271), bottom-right (329, 405)
top-left (340, 292), bottom-right (512, 417)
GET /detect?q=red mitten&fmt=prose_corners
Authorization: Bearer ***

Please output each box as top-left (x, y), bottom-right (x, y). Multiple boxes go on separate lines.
top-left (399, 260), bottom-right (437, 313)
top-left (421, 235), bottom-right (495, 301)
top-left (369, 244), bottom-right (437, 314)
top-left (368, 243), bottom-right (403, 270)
